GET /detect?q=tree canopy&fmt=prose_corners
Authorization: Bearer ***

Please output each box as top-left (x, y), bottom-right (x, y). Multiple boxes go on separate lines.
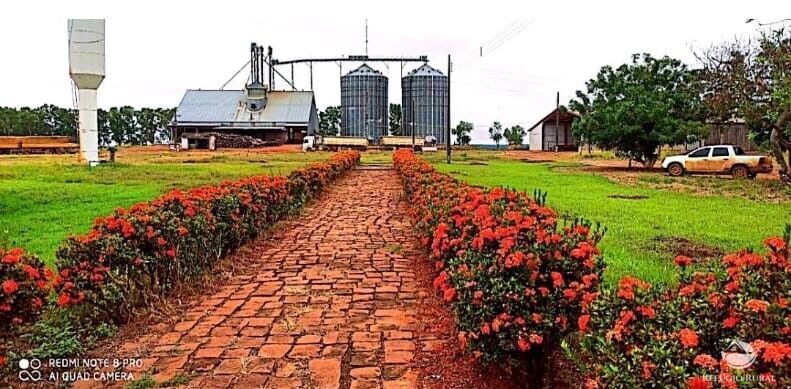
top-left (696, 27), bottom-right (791, 181)
top-left (453, 121), bottom-right (473, 145)
top-left (317, 106), bottom-right (341, 136)
top-left (569, 53), bottom-right (705, 167)
top-left (504, 124), bottom-right (526, 146)
top-left (0, 105), bottom-right (174, 145)
top-left (489, 121), bottom-right (504, 150)
top-left (388, 104), bottom-right (402, 136)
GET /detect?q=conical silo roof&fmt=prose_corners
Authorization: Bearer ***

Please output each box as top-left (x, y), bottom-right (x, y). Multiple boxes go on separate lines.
top-left (405, 64), bottom-right (445, 77)
top-left (344, 63), bottom-right (384, 77)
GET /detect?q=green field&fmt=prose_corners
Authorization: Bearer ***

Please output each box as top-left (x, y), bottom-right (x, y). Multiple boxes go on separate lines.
top-left (3, 148), bottom-right (789, 284)
top-left (0, 150), bottom-right (332, 263)
top-left (428, 154), bottom-right (791, 286)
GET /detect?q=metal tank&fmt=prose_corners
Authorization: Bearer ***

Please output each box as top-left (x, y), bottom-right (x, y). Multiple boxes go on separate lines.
top-left (401, 64), bottom-right (448, 145)
top-left (68, 19), bottom-right (105, 166)
top-left (340, 64), bottom-right (388, 142)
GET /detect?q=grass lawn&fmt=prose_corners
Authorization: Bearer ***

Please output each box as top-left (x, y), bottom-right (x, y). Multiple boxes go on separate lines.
top-left (0, 147), bottom-right (333, 264)
top-left (427, 152), bottom-right (791, 286)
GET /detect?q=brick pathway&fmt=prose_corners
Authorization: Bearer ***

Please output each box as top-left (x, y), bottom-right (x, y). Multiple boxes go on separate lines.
top-left (104, 168), bottom-right (429, 388)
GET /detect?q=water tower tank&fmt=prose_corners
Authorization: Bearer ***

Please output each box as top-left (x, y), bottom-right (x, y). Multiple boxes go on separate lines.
top-left (402, 64), bottom-right (448, 145)
top-left (340, 64), bottom-right (388, 142)
top-left (68, 19), bottom-right (105, 165)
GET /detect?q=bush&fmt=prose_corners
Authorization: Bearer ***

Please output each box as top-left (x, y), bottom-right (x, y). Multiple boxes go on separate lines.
top-left (0, 247), bottom-right (51, 328)
top-left (393, 149), bottom-right (605, 383)
top-left (52, 151), bottom-right (359, 323)
top-left (581, 233), bottom-right (791, 388)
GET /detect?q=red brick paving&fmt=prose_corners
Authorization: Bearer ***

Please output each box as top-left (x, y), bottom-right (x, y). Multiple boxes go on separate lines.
top-left (95, 169), bottom-right (432, 388)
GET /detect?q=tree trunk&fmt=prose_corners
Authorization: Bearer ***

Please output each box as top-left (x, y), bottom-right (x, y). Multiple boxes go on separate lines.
top-left (770, 109), bottom-right (791, 183)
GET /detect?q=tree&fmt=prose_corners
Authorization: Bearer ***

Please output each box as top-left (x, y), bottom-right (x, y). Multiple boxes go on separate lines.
top-left (488, 121), bottom-right (504, 150)
top-left (452, 121), bottom-right (473, 146)
top-left (695, 27), bottom-right (791, 182)
top-left (569, 54), bottom-right (705, 168)
top-left (503, 124), bottom-right (526, 146)
top-left (388, 104), bottom-right (402, 135)
top-left (318, 106), bottom-right (341, 136)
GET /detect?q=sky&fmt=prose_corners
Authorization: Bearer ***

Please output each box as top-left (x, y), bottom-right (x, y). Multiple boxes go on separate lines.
top-left (1, 0), bottom-right (789, 144)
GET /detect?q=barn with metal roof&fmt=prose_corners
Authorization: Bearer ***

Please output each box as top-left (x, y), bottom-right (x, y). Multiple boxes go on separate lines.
top-left (171, 89), bottom-right (318, 145)
top-left (170, 43), bottom-right (318, 145)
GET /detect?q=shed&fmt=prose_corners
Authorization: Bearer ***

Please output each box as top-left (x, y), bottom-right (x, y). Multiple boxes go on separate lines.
top-left (527, 108), bottom-right (579, 151)
top-left (704, 120), bottom-right (759, 151)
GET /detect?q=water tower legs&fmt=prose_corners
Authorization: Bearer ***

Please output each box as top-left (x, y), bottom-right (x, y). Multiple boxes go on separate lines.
top-left (78, 88), bottom-right (99, 165)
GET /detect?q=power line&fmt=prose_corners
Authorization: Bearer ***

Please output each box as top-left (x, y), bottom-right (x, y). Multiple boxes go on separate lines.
top-left (483, 19), bottom-right (534, 55)
top-left (483, 19), bottom-right (522, 48)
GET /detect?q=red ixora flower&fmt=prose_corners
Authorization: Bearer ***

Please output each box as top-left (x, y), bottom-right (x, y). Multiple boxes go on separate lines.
top-left (694, 354), bottom-right (718, 370)
top-left (637, 306), bottom-right (656, 319)
top-left (744, 299), bottom-right (770, 313)
top-left (2, 279), bottom-right (19, 295)
top-left (763, 236), bottom-right (787, 251)
top-left (517, 336), bottom-right (530, 351)
top-left (687, 376), bottom-right (712, 389)
top-left (674, 255), bottom-right (693, 267)
top-left (678, 328), bottom-right (699, 348)
top-left (2, 248), bottom-right (24, 264)
top-left (56, 293), bottom-right (71, 307)
top-left (578, 314), bottom-right (590, 333)
top-left (443, 287), bottom-right (456, 302)
top-left (723, 316), bottom-right (739, 328)
top-left (551, 271), bottom-right (564, 288)
top-left (642, 361), bottom-right (655, 379)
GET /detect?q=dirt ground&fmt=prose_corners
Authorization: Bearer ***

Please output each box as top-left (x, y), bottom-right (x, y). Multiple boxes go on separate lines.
top-left (500, 150), bottom-right (782, 179)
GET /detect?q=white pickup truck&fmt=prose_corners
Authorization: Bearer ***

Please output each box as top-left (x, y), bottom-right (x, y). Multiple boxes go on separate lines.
top-left (661, 145), bottom-right (773, 178)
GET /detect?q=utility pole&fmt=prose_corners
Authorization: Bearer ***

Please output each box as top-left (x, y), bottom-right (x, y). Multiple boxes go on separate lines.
top-left (365, 19), bottom-right (369, 56)
top-left (291, 63), bottom-right (295, 91)
top-left (363, 90), bottom-right (368, 140)
top-left (555, 91), bottom-right (560, 152)
top-left (447, 54), bottom-right (452, 164)
top-left (411, 93), bottom-right (416, 151)
top-left (309, 62), bottom-right (313, 90)
top-left (268, 46), bottom-right (274, 90)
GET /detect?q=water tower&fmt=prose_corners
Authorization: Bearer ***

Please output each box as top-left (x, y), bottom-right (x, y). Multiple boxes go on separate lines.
top-left (68, 19), bottom-right (105, 165)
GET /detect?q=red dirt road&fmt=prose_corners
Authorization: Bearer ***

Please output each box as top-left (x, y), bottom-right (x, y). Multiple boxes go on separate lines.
top-left (81, 168), bottom-right (443, 389)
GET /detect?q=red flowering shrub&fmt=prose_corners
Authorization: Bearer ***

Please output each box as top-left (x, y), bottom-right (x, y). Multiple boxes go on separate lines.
top-left (0, 248), bottom-right (51, 328)
top-left (53, 151), bottom-right (359, 322)
top-left (393, 150), bottom-right (605, 382)
top-left (582, 232), bottom-right (791, 388)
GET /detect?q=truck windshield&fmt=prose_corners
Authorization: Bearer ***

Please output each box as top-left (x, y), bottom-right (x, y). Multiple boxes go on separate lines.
top-left (734, 147), bottom-right (746, 155)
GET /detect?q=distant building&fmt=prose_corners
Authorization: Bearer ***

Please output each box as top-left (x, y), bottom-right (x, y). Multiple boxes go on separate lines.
top-left (704, 119), bottom-right (758, 151)
top-left (340, 64), bottom-right (388, 142)
top-left (527, 108), bottom-right (579, 151)
top-left (171, 90), bottom-right (318, 144)
top-left (170, 43), bottom-right (318, 145)
top-left (402, 64), bottom-right (448, 145)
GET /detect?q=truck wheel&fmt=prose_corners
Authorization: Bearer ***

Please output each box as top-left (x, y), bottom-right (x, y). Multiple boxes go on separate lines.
top-left (731, 165), bottom-right (749, 179)
top-left (667, 163), bottom-right (684, 177)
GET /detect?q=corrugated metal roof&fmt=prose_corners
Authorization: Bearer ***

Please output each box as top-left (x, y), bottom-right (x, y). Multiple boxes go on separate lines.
top-left (405, 64), bottom-right (445, 77)
top-left (245, 91), bottom-right (315, 123)
top-left (343, 63), bottom-right (384, 77)
top-left (175, 90), bottom-right (242, 123)
top-left (174, 89), bottom-right (315, 124)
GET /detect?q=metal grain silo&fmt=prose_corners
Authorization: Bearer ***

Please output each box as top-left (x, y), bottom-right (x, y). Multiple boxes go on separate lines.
top-left (340, 64), bottom-right (388, 142)
top-left (402, 64), bottom-right (448, 145)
